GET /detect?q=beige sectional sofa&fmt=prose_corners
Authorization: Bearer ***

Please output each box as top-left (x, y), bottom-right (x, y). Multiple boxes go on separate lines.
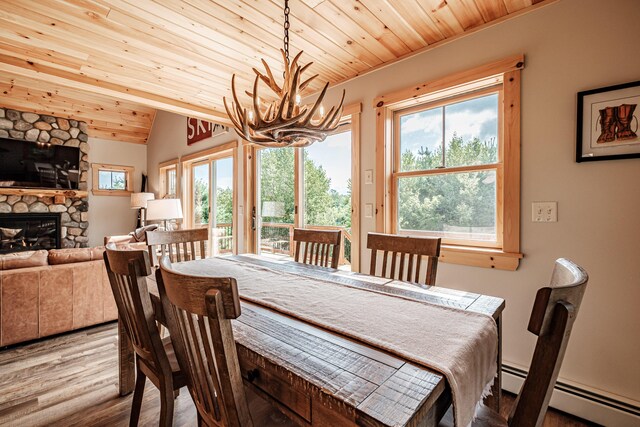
top-left (0, 247), bottom-right (118, 347)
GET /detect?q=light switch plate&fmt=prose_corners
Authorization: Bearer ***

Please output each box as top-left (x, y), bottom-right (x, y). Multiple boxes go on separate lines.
top-left (532, 202), bottom-right (557, 222)
top-left (364, 203), bottom-right (373, 218)
top-left (365, 169), bottom-right (373, 185)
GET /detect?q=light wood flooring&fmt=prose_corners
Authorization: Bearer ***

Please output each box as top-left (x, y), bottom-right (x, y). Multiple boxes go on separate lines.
top-left (0, 323), bottom-right (598, 426)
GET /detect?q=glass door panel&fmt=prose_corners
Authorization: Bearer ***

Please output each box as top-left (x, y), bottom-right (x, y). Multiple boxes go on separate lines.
top-left (192, 162), bottom-right (210, 227)
top-left (303, 130), bottom-right (352, 270)
top-left (256, 147), bottom-right (295, 258)
top-left (212, 157), bottom-right (234, 254)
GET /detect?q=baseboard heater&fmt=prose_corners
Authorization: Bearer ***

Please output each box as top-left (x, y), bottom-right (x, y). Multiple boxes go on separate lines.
top-left (502, 364), bottom-right (639, 426)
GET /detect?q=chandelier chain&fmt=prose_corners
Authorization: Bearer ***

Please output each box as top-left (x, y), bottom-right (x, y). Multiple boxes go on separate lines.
top-left (283, 0), bottom-right (290, 64)
top-left (223, 0), bottom-right (346, 147)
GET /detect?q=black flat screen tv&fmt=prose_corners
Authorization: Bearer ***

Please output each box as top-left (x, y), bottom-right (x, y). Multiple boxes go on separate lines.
top-left (0, 137), bottom-right (81, 190)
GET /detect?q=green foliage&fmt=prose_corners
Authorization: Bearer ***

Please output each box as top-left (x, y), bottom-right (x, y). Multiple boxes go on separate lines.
top-left (193, 180), bottom-right (234, 226)
top-left (398, 134), bottom-right (497, 237)
top-left (259, 148), bottom-right (352, 229)
top-left (216, 187), bottom-right (233, 224)
top-left (194, 179), bottom-right (209, 224)
top-left (259, 148), bottom-right (296, 223)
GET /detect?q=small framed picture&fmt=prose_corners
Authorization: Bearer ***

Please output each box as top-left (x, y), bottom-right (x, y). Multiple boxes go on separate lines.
top-left (576, 80), bottom-right (640, 162)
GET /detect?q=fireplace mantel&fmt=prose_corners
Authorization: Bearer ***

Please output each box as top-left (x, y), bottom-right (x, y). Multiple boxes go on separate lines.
top-left (0, 188), bottom-right (89, 198)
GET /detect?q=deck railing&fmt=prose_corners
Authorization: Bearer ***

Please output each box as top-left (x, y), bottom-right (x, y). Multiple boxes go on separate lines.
top-left (260, 222), bottom-right (352, 266)
top-left (211, 222), bottom-right (233, 254)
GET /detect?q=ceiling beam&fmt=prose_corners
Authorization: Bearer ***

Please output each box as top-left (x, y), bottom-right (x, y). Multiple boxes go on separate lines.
top-left (0, 53), bottom-right (231, 125)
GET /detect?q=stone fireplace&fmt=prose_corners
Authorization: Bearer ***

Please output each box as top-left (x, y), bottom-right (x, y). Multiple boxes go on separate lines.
top-left (0, 107), bottom-right (90, 249)
top-left (0, 213), bottom-right (61, 254)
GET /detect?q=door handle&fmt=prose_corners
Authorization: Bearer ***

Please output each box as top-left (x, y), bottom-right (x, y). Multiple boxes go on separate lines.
top-left (251, 206), bottom-right (256, 231)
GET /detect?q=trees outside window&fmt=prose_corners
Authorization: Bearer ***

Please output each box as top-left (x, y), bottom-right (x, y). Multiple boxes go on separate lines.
top-left (396, 93), bottom-right (499, 243)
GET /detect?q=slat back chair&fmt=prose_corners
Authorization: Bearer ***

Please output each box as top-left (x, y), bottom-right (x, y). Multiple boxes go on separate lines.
top-left (439, 258), bottom-right (588, 427)
top-left (367, 233), bottom-right (441, 286)
top-left (103, 244), bottom-right (185, 426)
top-left (293, 228), bottom-right (342, 269)
top-left (146, 228), bottom-right (208, 266)
top-left (508, 258), bottom-right (588, 427)
top-left (156, 257), bottom-right (252, 427)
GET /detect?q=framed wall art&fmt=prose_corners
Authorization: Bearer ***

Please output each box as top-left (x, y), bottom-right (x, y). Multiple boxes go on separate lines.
top-left (187, 117), bottom-right (228, 146)
top-left (576, 80), bottom-right (640, 162)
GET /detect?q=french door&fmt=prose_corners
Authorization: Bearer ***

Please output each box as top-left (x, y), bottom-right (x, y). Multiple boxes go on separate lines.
top-left (247, 109), bottom-right (360, 271)
top-left (186, 154), bottom-right (235, 255)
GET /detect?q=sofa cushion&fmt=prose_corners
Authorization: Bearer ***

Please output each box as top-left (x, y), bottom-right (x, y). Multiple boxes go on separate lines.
top-left (130, 224), bottom-right (158, 242)
top-left (0, 250), bottom-right (48, 270)
top-left (104, 235), bottom-right (135, 245)
top-left (48, 247), bottom-right (104, 265)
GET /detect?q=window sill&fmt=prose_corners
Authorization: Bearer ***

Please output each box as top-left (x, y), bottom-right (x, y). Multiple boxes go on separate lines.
top-left (439, 245), bottom-right (523, 271)
top-left (91, 189), bottom-right (133, 197)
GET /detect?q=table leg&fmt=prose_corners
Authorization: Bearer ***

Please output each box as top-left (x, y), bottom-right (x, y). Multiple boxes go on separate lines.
top-left (118, 317), bottom-right (135, 396)
top-left (485, 314), bottom-right (502, 411)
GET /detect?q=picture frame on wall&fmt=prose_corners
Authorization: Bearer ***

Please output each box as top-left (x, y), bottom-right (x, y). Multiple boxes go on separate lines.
top-left (576, 80), bottom-right (640, 162)
top-left (187, 117), bottom-right (228, 146)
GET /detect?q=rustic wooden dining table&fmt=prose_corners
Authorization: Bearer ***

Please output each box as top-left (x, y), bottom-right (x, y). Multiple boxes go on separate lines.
top-left (117, 254), bottom-right (505, 427)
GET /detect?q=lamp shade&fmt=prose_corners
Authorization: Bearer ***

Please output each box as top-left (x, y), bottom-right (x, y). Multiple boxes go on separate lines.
top-left (146, 199), bottom-right (183, 221)
top-left (130, 192), bottom-right (155, 209)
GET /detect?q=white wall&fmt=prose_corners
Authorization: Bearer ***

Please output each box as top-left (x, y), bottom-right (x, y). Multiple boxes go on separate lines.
top-left (146, 0), bottom-right (640, 414)
top-left (88, 137), bottom-right (147, 246)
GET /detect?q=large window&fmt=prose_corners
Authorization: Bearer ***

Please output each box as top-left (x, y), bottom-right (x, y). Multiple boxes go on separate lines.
top-left (395, 91), bottom-right (500, 245)
top-left (376, 56), bottom-right (523, 270)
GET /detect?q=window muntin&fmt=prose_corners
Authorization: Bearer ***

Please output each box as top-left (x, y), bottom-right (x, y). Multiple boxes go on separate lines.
top-left (394, 90), bottom-right (502, 246)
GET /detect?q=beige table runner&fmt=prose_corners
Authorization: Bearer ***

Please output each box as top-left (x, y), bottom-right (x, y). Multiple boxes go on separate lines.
top-left (173, 257), bottom-right (498, 427)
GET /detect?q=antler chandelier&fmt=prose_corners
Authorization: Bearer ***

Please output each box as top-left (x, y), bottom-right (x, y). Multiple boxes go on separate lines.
top-left (223, 0), bottom-right (345, 148)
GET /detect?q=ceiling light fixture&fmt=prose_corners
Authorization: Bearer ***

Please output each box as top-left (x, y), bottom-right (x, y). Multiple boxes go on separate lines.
top-left (223, 0), bottom-right (345, 148)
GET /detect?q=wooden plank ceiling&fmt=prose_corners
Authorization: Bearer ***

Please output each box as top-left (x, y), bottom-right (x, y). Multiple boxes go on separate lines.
top-left (0, 0), bottom-right (551, 144)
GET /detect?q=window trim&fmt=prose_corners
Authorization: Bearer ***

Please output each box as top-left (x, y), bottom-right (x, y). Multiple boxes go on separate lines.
top-left (91, 163), bottom-right (134, 196)
top-left (375, 55), bottom-right (524, 270)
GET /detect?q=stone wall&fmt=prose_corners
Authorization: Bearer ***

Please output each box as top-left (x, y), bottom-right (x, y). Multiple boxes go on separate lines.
top-left (0, 107), bottom-right (90, 248)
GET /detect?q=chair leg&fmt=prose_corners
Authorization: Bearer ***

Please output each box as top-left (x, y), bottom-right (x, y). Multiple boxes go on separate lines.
top-left (159, 381), bottom-right (175, 427)
top-left (129, 369), bottom-right (146, 427)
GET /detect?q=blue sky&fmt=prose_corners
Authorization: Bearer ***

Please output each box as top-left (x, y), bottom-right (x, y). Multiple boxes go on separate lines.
top-left (193, 156), bottom-right (233, 190)
top-left (304, 130), bottom-right (351, 194)
top-left (400, 93), bottom-right (498, 164)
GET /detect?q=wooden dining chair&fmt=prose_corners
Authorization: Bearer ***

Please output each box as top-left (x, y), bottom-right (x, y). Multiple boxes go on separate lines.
top-left (367, 232), bottom-right (441, 286)
top-left (146, 228), bottom-right (209, 266)
top-left (103, 245), bottom-right (186, 427)
top-left (293, 228), bottom-right (342, 269)
top-left (439, 258), bottom-right (589, 427)
top-left (156, 257), bottom-right (296, 427)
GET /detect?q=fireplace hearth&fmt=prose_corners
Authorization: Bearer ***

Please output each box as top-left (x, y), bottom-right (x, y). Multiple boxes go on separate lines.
top-left (0, 213), bottom-right (61, 254)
